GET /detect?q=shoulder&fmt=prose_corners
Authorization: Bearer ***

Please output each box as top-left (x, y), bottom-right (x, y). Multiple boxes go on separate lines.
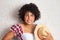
top-left (10, 23), bottom-right (23, 36)
top-left (10, 23), bottom-right (22, 28)
top-left (10, 23), bottom-right (23, 32)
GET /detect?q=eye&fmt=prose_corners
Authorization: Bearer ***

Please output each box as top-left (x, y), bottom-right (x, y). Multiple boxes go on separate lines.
top-left (31, 14), bottom-right (34, 17)
top-left (25, 14), bottom-right (28, 17)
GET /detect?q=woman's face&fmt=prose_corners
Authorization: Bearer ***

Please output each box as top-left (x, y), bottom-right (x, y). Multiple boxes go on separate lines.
top-left (24, 11), bottom-right (35, 25)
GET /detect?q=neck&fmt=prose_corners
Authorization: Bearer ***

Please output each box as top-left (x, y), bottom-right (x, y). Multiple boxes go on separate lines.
top-left (23, 22), bottom-right (33, 27)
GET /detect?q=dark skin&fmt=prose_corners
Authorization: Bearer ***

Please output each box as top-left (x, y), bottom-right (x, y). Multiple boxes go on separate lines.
top-left (2, 24), bottom-right (53, 40)
top-left (2, 11), bottom-right (53, 40)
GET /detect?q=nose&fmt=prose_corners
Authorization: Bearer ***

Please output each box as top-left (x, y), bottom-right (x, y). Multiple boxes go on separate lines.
top-left (28, 15), bottom-right (31, 20)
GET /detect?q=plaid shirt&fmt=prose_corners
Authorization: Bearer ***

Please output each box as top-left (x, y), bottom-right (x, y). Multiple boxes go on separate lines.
top-left (10, 24), bottom-right (23, 40)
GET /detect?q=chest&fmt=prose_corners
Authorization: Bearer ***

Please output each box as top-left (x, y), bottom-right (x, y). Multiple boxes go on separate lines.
top-left (22, 33), bottom-right (35, 40)
top-left (23, 26), bottom-right (35, 33)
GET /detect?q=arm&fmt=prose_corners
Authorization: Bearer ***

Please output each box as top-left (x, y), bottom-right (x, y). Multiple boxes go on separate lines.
top-left (2, 31), bottom-right (15, 40)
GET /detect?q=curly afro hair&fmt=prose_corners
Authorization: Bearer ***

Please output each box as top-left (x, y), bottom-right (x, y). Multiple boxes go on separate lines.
top-left (18, 3), bottom-right (40, 22)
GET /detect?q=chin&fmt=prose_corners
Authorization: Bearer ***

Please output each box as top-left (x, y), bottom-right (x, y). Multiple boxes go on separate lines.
top-left (26, 22), bottom-right (33, 25)
top-left (26, 23), bottom-right (32, 25)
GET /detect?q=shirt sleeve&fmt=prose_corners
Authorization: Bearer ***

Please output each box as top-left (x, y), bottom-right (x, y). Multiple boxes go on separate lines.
top-left (10, 24), bottom-right (18, 36)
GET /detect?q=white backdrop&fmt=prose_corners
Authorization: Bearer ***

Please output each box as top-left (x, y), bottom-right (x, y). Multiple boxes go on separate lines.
top-left (0, 0), bottom-right (60, 40)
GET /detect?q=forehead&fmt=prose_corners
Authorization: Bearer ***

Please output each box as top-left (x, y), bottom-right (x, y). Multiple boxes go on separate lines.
top-left (25, 11), bottom-right (34, 15)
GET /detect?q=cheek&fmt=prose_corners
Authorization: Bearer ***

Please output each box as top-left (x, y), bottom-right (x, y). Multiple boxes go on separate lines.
top-left (24, 16), bottom-right (28, 21)
top-left (31, 17), bottom-right (35, 21)
top-left (32, 17), bottom-right (35, 20)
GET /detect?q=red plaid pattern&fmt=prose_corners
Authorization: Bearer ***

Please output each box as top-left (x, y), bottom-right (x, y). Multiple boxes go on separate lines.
top-left (10, 24), bottom-right (23, 40)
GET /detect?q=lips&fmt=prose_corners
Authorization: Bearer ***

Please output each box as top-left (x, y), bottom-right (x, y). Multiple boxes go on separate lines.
top-left (27, 20), bottom-right (31, 23)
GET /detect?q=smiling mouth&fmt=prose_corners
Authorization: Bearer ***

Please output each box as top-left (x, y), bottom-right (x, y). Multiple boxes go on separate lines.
top-left (27, 20), bottom-right (32, 23)
top-left (27, 21), bottom-right (31, 23)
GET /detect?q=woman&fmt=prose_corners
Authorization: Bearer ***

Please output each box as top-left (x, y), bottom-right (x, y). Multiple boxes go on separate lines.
top-left (2, 3), bottom-right (53, 40)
